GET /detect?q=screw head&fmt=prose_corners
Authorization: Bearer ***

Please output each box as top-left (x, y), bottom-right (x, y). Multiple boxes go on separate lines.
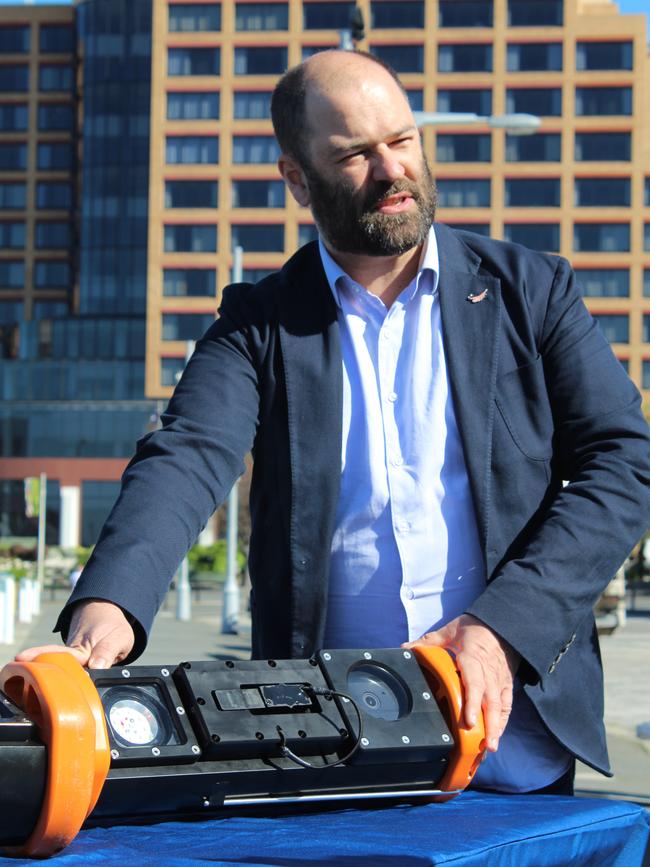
top-left (403, 651), bottom-right (412, 659)
top-left (323, 652), bottom-right (332, 661)
top-left (191, 745), bottom-right (200, 755)
top-left (363, 651), bottom-right (372, 660)
top-left (110, 749), bottom-right (119, 760)
top-left (176, 706), bottom-right (185, 715)
top-left (422, 692), bottom-right (431, 700)
top-left (152, 747), bottom-right (161, 756)
top-left (402, 736), bottom-right (410, 744)
top-left (360, 737), bottom-right (370, 747)
top-left (442, 733), bottom-right (451, 743)
top-left (161, 668), bottom-right (169, 677)
top-left (121, 669), bottom-right (130, 678)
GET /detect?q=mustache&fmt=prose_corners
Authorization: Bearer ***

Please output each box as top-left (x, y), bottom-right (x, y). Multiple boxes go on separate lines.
top-left (361, 178), bottom-right (423, 212)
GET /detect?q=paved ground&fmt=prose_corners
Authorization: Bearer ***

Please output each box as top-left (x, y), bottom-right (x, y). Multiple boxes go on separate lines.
top-left (2, 586), bottom-right (649, 807)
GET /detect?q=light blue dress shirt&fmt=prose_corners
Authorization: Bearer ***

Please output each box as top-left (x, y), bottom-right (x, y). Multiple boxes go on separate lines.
top-left (319, 229), bottom-right (571, 792)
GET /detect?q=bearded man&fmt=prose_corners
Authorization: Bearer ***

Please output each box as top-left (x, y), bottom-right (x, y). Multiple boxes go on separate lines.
top-left (20, 51), bottom-right (650, 795)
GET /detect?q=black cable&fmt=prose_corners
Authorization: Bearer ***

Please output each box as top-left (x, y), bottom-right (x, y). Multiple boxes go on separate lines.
top-left (275, 687), bottom-right (364, 770)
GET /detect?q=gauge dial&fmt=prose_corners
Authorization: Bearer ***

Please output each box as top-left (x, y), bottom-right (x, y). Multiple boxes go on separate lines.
top-left (109, 698), bottom-right (160, 746)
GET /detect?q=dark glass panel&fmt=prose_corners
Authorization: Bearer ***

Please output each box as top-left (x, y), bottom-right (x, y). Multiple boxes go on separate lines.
top-left (507, 42), bottom-right (562, 71)
top-left (39, 64), bottom-right (74, 91)
top-left (162, 312), bottom-right (215, 341)
top-left (39, 24), bottom-right (74, 53)
top-left (0, 65), bottom-right (28, 91)
top-left (168, 47), bottom-right (220, 76)
top-left (36, 181), bottom-right (73, 210)
top-left (35, 221), bottom-right (71, 249)
top-left (575, 269), bottom-right (629, 298)
top-left (506, 88), bottom-right (561, 116)
top-left (436, 134), bottom-right (491, 162)
top-left (372, 44), bottom-right (424, 73)
top-left (446, 222), bottom-right (490, 236)
top-left (592, 314), bottom-right (628, 344)
top-left (165, 136), bottom-right (219, 163)
top-left (161, 356), bottom-right (185, 386)
top-left (303, 2), bottom-right (355, 30)
top-left (38, 102), bottom-right (75, 131)
top-left (163, 268), bottom-right (216, 297)
top-left (504, 178), bottom-right (560, 206)
top-left (575, 87), bottom-right (632, 116)
top-left (165, 180), bottom-right (218, 209)
top-left (504, 222), bottom-right (560, 251)
top-left (437, 88), bottom-right (492, 115)
top-left (439, 1), bottom-right (492, 27)
top-left (37, 142), bottom-right (73, 169)
top-left (0, 221), bottom-right (25, 249)
top-left (235, 3), bottom-right (288, 31)
top-left (233, 90), bottom-right (272, 119)
top-left (508, 0), bottom-right (563, 26)
top-left (231, 223), bottom-right (284, 252)
top-left (573, 222), bottom-right (630, 252)
top-left (576, 41), bottom-right (632, 71)
top-left (234, 46), bottom-right (287, 75)
top-left (574, 178), bottom-right (630, 207)
top-left (167, 91), bottom-right (219, 120)
top-left (163, 224), bottom-right (217, 253)
top-left (0, 261), bottom-right (24, 288)
top-left (438, 43), bottom-right (492, 72)
top-left (0, 103), bottom-right (28, 130)
top-left (574, 132), bottom-right (630, 162)
top-left (437, 179), bottom-right (490, 207)
top-left (232, 180), bottom-right (285, 208)
top-left (506, 133), bottom-right (561, 162)
top-left (169, 4), bottom-right (221, 32)
top-left (372, 1), bottom-right (425, 28)
top-left (0, 143), bottom-right (27, 170)
top-left (232, 135), bottom-right (280, 164)
top-left (298, 224), bottom-right (319, 246)
top-left (0, 182), bottom-right (26, 209)
top-left (0, 26), bottom-right (30, 53)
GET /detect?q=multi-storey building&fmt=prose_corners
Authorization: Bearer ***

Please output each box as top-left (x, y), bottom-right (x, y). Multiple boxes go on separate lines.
top-left (0, 0), bottom-right (649, 545)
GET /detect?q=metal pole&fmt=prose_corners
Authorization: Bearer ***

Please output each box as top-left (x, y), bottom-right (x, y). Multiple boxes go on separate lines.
top-left (34, 472), bottom-right (46, 616)
top-left (176, 557), bottom-right (191, 621)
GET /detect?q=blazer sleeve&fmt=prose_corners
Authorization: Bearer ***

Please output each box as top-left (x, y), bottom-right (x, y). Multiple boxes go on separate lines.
top-left (54, 285), bottom-right (266, 660)
top-left (467, 256), bottom-right (650, 684)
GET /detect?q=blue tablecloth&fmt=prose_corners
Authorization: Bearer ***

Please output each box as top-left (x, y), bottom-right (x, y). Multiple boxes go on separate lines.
top-left (2, 792), bottom-right (648, 866)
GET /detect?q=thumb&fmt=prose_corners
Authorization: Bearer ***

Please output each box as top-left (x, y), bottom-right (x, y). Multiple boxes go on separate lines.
top-left (402, 628), bottom-right (446, 649)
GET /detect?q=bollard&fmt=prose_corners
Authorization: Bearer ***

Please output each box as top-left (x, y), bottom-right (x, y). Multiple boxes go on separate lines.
top-left (0, 575), bottom-right (16, 644)
top-left (175, 557), bottom-right (191, 622)
top-left (222, 484), bottom-right (240, 635)
top-left (18, 578), bottom-right (32, 625)
top-left (31, 577), bottom-right (41, 618)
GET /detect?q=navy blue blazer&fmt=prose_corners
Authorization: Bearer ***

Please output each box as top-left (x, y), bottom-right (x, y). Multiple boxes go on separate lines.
top-left (60, 224), bottom-right (650, 774)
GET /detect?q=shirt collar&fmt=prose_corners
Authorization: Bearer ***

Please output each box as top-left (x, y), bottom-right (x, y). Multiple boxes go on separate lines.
top-left (318, 226), bottom-right (439, 309)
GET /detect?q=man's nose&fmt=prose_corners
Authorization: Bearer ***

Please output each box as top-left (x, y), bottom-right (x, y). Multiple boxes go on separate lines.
top-left (370, 145), bottom-right (406, 182)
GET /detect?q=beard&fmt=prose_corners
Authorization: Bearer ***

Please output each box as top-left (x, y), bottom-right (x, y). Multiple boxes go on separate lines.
top-left (302, 156), bottom-right (437, 257)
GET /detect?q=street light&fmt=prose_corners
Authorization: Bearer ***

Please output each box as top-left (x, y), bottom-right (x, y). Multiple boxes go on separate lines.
top-left (414, 111), bottom-right (541, 136)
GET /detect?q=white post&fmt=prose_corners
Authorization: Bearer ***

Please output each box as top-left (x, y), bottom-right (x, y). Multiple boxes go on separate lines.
top-left (59, 485), bottom-right (81, 548)
top-left (34, 472), bottom-right (46, 616)
top-left (0, 575), bottom-right (15, 645)
top-left (176, 557), bottom-right (191, 622)
top-left (18, 577), bottom-right (32, 624)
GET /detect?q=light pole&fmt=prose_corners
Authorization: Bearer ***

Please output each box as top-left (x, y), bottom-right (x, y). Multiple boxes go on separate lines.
top-left (414, 112), bottom-right (541, 135)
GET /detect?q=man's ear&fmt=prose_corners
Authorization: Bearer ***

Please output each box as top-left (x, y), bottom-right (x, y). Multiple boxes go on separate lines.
top-left (278, 154), bottom-right (311, 208)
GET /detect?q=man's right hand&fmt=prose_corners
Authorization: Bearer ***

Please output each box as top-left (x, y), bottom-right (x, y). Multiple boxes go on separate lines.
top-left (15, 599), bottom-right (135, 669)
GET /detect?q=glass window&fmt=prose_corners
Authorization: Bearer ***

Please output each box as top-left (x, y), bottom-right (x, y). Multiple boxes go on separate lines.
top-left (169, 4), bottom-right (221, 32)
top-left (575, 87), bottom-right (632, 117)
top-left (303, 2), bottom-right (355, 30)
top-left (593, 314), bottom-right (628, 344)
top-left (36, 181), bottom-right (72, 210)
top-left (165, 136), bottom-right (219, 164)
top-left (446, 222), bottom-right (490, 236)
top-left (437, 88), bottom-right (492, 115)
top-left (164, 224), bottom-right (217, 253)
top-left (35, 221), bottom-right (71, 249)
top-left (0, 261), bottom-right (24, 288)
top-left (162, 312), bottom-right (215, 341)
top-left (644, 269), bottom-right (650, 298)
top-left (406, 89), bottom-right (423, 111)
top-left (574, 132), bottom-right (630, 162)
top-left (34, 260), bottom-right (71, 288)
top-left (165, 180), bottom-right (218, 209)
top-left (81, 481), bottom-right (121, 548)
top-left (645, 317), bottom-right (650, 343)
top-left (439, 1), bottom-right (492, 27)
top-left (506, 88), bottom-right (561, 116)
top-left (0, 65), bottom-right (28, 91)
top-left (504, 178), bottom-right (560, 207)
top-left (574, 178), bottom-right (630, 207)
top-left (575, 269), bottom-right (629, 297)
top-left (39, 64), bottom-right (74, 92)
top-left (438, 44), bottom-right (492, 73)
top-left (161, 356), bottom-right (185, 387)
top-left (167, 91), bottom-right (219, 120)
top-left (504, 223), bottom-right (560, 251)
top-left (39, 24), bottom-right (74, 53)
top-left (437, 179), bottom-right (490, 208)
top-left (0, 25), bottom-right (30, 53)
top-left (437, 134), bottom-right (491, 163)
top-left (32, 301), bottom-right (67, 318)
top-left (0, 143), bottom-right (27, 171)
top-left (37, 142), bottom-right (72, 169)
top-left (232, 135), bottom-right (280, 164)
top-left (576, 41), bottom-right (632, 71)
top-left (645, 178), bottom-right (650, 206)
top-left (231, 224), bottom-right (284, 252)
top-left (234, 46), bottom-right (287, 75)
top-left (507, 42), bottom-right (562, 71)
top-left (301, 45), bottom-right (338, 60)
top-left (168, 47), bottom-right (220, 76)
top-left (233, 90), bottom-right (271, 119)
top-left (573, 222), bottom-right (630, 252)
top-left (242, 267), bottom-right (274, 282)
top-left (506, 132), bottom-right (561, 162)
top-left (236, 3), bottom-right (288, 31)
top-left (508, 0), bottom-right (562, 26)
top-left (0, 221), bottom-right (25, 249)
top-left (0, 182), bottom-right (26, 209)
top-left (232, 179), bottom-right (285, 208)
top-left (372, 1), bottom-right (425, 28)
top-left (163, 268), bottom-right (216, 297)
top-left (643, 360), bottom-right (650, 390)
top-left (298, 224), bottom-right (319, 246)
top-left (0, 103), bottom-right (28, 130)
top-left (371, 44), bottom-right (424, 73)
top-left (38, 102), bottom-right (74, 131)
top-left (645, 223), bottom-right (650, 252)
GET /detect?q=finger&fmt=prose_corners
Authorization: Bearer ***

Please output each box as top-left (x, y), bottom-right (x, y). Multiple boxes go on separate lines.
top-left (482, 684), bottom-right (503, 751)
top-left (455, 654), bottom-right (485, 731)
top-left (15, 644), bottom-right (89, 665)
top-left (499, 683), bottom-right (513, 738)
top-left (402, 630), bottom-right (445, 649)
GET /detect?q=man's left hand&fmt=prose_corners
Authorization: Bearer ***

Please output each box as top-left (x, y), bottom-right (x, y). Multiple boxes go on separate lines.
top-left (404, 614), bottom-right (520, 752)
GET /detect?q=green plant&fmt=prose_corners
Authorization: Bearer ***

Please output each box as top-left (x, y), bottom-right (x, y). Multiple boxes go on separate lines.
top-left (187, 541), bottom-right (246, 576)
top-left (74, 546), bottom-right (93, 566)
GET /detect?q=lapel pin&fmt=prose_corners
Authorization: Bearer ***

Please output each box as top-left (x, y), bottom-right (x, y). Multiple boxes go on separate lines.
top-left (467, 288), bottom-right (488, 304)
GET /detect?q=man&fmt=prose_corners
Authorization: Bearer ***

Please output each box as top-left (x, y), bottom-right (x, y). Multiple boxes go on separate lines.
top-left (20, 51), bottom-right (650, 794)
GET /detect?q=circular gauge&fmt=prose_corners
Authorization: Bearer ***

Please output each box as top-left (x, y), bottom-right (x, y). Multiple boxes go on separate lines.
top-left (102, 688), bottom-right (171, 748)
top-left (346, 663), bottom-right (412, 722)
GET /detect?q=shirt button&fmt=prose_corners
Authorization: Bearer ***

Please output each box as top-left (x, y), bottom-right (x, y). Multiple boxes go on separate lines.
top-left (391, 456), bottom-right (404, 467)
top-left (387, 391), bottom-right (398, 402)
top-left (397, 520), bottom-right (410, 532)
top-left (404, 587), bottom-right (415, 600)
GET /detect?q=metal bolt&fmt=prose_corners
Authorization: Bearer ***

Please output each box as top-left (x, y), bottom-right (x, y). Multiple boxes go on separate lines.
top-left (402, 736), bottom-right (410, 744)
top-left (152, 747), bottom-right (160, 757)
top-left (360, 737), bottom-right (370, 747)
top-left (442, 734), bottom-right (451, 743)
top-left (202, 798), bottom-right (210, 808)
top-left (422, 692), bottom-right (431, 700)
top-left (121, 669), bottom-right (130, 678)
top-left (363, 651), bottom-right (372, 660)
top-left (323, 652), bottom-right (332, 661)
top-left (176, 706), bottom-right (185, 715)
top-left (111, 749), bottom-right (119, 760)
top-left (191, 745), bottom-right (200, 755)
top-left (341, 696), bottom-right (350, 703)
top-left (161, 668), bottom-right (169, 677)
top-left (403, 651), bottom-right (412, 660)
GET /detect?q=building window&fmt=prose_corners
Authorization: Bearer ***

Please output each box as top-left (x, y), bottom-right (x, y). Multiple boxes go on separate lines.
top-left (163, 268), bottom-right (216, 297)
top-left (303, 2), bottom-right (355, 30)
top-left (235, 3), bottom-right (288, 31)
top-left (39, 24), bottom-right (74, 53)
top-left (437, 88), bottom-right (492, 116)
top-left (232, 135), bottom-right (280, 164)
top-left (446, 222), bottom-right (490, 236)
top-left (369, 44), bottom-right (424, 73)
top-left (232, 180), bottom-right (285, 208)
top-left (301, 45), bottom-right (338, 60)
top-left (299, 224), bottom-right (319, 246)
top-left (231, 224), bottom-right (284, 252)
top-left (504, 178), bottom-right (560, 207)
top-left (36, 181), bottom-right (72, 210)
top-left (437, 134), bottom-right (491, 163)
top-left (507, 42), bottom-right (562, 71)
top-left (643, 361), bottom-right (650, 389)
top-left (406, 89), bottom-right (423, 111)
top-left (593, 314), bottom-right (628, 344)
top-left (162, 313), bottom-right (215, 341)
top-left (437, 179), bottom-right (490, 208)
top-left (233, 90), bottom-right (271, 119)
top-left (645, 178), bottom-right (650, 206)
top-left (35, 221), bottom-right (71, 249)
top-left (39, 64), bottom-right (74, 92)
top-left (645, 223), bottom-right (650, 252)
top-left (0, 182), bottom-right (26, 209)
top-left (574, 178), bottom-right (630, 207)
top-left (167, 91), bottom-right (219, 120)
top-left (34, 260), bottom-right (70, 288)
top-left (645, 317), bottom-right (650, 343)
top-left (439, 0), bottom-right (492, 27)
top-left (38, 102), bottom-right (75, 132)
top-left (0, 261), bottom-right (24, 288)
top-left (234, 46), bottom-right (287, 75)
top-left (168, 4), bottom-right (221, 32)
top-left (165, 136), bottom-right (219, 164)
top-left (0, 221), bottom-right (25, 249)
top-left (168, 47), bottom-right (220, 76)
top-left (165, 180), bottom-right (218, 209)
top-left (644, 269), bottom-right (650, 298)
top-left (575, 87), bottom-right (632, 117)
top-left (506, 88), bottom-right (561, 116)
top-left (37, 142), bottom-right (73, 170)
top-left (576, 41), bottom-right (632, 71)
top-left (508, 0), bottom-right (562, 26)
top-left (0, 25), bottom-right (30, 52)
top-left (164, 224), bottom-right (217, 253)
top-left (0, 103), bottom-right (28, 131)
top-left (161, 357), bottom-right (185, 387)
top-left (504, 223), bottom-right (560, 252)
top-left (241, 268), bottom-right (274, 282)
top-left (575, 269), bottom-right (629, 298)
top-left (573, 223), bottom-right (630, 252)
top-left (33, 301), bottom-right (68, 319)
top-left (438, 44), bottom-right (492, 73)
top-left (372, 1), bottom-right (425, 28)
top-left (0, 65), bottom-right (28, 92)
top-left (0, 143), bottom-right (27, 171)
top-left (574, 132), bottom-right (630, 162)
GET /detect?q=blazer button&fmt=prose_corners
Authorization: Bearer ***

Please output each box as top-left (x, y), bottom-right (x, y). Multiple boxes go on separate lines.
top-left (548, 662), bottom-right (556, 674)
